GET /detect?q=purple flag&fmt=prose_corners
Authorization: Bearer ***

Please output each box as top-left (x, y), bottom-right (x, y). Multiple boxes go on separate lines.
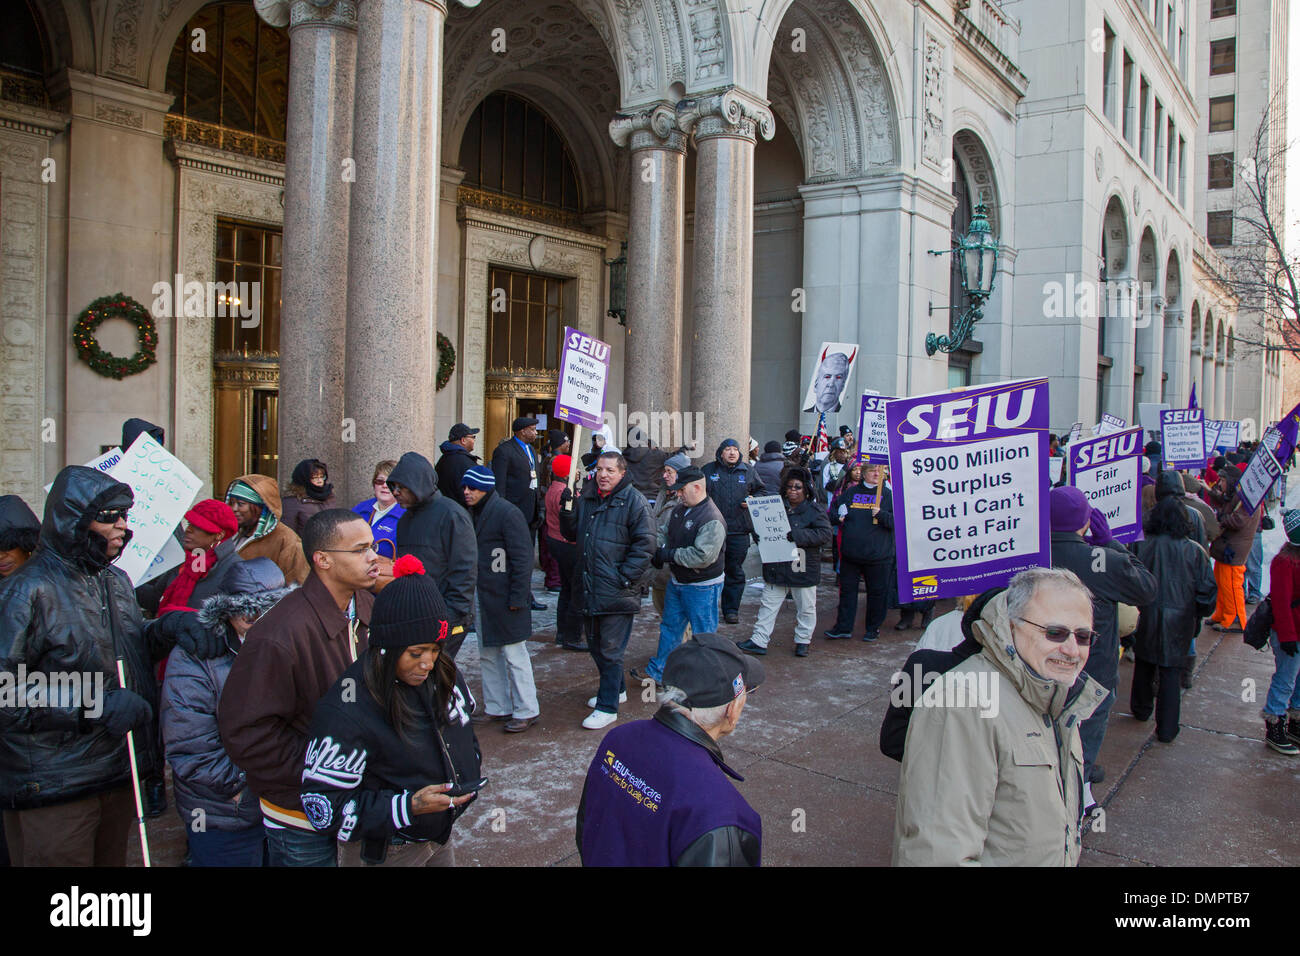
top-left (1188, 382), bottom-right (1198, 409)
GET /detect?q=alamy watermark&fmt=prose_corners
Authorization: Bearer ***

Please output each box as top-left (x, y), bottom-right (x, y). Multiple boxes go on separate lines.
top-left (0, 666), bottom-right (104, 718)
top-left (150, 274), bottom-right (260, 328)
top-left (890, 663), bottom-right (1000, 718)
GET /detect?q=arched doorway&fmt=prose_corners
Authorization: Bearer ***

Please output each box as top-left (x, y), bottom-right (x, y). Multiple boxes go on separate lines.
top-left (1098, 195), bottom-right (1130, 421)
top-left (1161, 251), bottom-right (1182, 403)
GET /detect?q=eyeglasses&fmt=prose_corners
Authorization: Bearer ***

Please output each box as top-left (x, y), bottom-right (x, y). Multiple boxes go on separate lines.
top-left (93, 508), bottom-right (130, 524)
top-left (1016, 617), bottom-right (1097, 647)
top-left (318, 544), bottom-right (379, 556)
top-left (373, 478), bottom-right (388, 486)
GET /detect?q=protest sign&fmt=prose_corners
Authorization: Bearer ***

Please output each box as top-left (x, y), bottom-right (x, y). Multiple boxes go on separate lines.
top-left (137, 536), bottom-right (186, 587)
top-left (746, 495), bottom-right (797, 565)
top-left (554, 327), bottom-right (611, 429)
top-left (1098, 413), bottom-right (1126, 436)
top-left (1068, 422), bottom-right (1083, 445)
top-left (886, 378), bottom-right (1051, 603)
top-left (856, 393), bottom-right (895, 464)
top-left (44, 447), bottom-right (124, 494)
top-left (1237, 445), bottom-right (1281, 513)
top-left (1138, 402), bottom-right (1170, 437)
top-left (1201, 420), bottom-right (1223, 458)
top-left (1160, 408), bottom-right (1206, 469)
top-left (109, 434), bottom-right (203, 586)
top-left (802, 342), bottom-right (859, 415)
top-left (1262, 426), bottom-right (1283, 456)
top-left (1217, 419), bottom-right (1240, 449)
top-left (1069, 427), bottom-right (1144, 543)
top-left (1047, 456), bottom-right (1065, 485)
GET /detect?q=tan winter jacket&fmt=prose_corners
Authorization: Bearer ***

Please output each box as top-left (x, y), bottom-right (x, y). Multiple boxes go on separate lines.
top-left (892, 591), bottom-right (1107, 866)
top-left (226, 474), bottom-right (310, 585)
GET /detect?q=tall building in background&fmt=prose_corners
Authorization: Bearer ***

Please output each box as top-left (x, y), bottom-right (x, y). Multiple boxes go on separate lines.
top-left (1195, 0), bottom-right (1289, 432)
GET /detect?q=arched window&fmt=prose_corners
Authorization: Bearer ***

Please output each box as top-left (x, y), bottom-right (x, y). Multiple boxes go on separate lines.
top-left (165, 1), bottom-right (289, 158)
top-left (459, 92), bottom-right (581, 213)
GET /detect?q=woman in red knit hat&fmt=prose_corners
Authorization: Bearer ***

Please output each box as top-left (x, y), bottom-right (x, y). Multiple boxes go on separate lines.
top-left (157, 498), bottom-right (241, 614)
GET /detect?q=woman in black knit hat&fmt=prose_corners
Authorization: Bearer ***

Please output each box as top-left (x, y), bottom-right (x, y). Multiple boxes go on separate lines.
top-left (301, 554), bottom-right (484, 867)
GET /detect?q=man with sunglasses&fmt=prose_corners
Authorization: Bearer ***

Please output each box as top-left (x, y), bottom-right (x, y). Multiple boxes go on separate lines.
top-left (894, 567), bottom-right (1109, 866)
top-left (218, 508), bottom-right (378, 866)
top-left (1047, 486), bottom-right (1156, 801)
top-left (0, 466), bottom-right (221, 865)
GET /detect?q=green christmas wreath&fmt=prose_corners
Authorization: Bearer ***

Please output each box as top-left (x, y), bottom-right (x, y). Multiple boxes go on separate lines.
top-left (73, 293), bottom-right (157, 380)
top-left (437, 331), bottom-right (455, 391)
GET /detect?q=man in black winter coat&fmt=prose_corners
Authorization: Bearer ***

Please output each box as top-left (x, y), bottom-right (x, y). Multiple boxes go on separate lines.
top-left (435, 423), bottom-right (480, 506)
top-left (462, 465), bottom-right (539, 733)
top-left (559, 452), bottom-right (655, 730)
top-left (623, 425), bottom-right (671, 499)
top-left (387, 451), bottom-right (478, 658)
top-left (1048, 486), bottom-right (1157, 789)
top-left (702, 438), bottom-right (767, 624)
top-left (0, 466), bottom-right (218, 865)
top-left (491, 417), bottom-right (546, 611)
top-left (825, 463), bottom-right (895, 642)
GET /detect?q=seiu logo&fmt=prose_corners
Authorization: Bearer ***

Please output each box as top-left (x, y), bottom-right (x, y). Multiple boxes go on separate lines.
top-left (899, 382), bottom-right (1039, 443)
top-left (1072, 429), bottom-right (1140, 468)
top-left (1162, 409), bottom-right (1199, 424)
top-left (863, 395), bottom-right (893, 412)
top-left (565, 330), bottom-right (609, 362)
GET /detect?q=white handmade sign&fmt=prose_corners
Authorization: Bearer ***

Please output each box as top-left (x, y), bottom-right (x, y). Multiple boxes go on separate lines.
top-left (109, 435), bottom-right (203, 586)
top-left (746, 495), bottom-right (797, 565)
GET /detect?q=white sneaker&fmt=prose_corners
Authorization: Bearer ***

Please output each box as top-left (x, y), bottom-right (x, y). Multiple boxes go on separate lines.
top-left (587, 691), bottom-right (627, 708)
top-left (582, 709), bottom-right (619, 730)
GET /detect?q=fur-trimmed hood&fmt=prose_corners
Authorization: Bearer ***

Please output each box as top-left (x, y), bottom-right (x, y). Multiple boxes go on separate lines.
top-left (196, 556), bottom-right (295, 652)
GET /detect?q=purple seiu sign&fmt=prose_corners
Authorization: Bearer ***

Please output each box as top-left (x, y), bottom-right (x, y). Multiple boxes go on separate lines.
top-left (554, 326), bottom-right (611, 430)
top-left (856, 393), bottom-right (895, 465)
top-left (1160, 407), bottom-right (1205, 470)
top-left (1068, 427), bottom-right (1145, 543)
top-left (886, 378), bottom-right (1051, 603)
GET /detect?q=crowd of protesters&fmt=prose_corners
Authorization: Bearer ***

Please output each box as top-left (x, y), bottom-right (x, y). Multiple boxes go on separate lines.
top-left (2, 411), bottom-right (1298, 870)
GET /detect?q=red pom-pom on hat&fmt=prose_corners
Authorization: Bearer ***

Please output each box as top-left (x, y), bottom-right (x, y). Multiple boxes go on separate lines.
top-left (393, 554), bottom-right (425, 578)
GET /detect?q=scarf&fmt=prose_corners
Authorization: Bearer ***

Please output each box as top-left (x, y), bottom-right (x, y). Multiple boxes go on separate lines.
top-left (158, 546), bottom-right (218, 614)
top-left (228, 480), bottom-right (278, 540)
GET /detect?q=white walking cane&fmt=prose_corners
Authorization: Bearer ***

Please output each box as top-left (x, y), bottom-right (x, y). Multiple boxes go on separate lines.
top-left (115, 657), bottom-right (152, 867)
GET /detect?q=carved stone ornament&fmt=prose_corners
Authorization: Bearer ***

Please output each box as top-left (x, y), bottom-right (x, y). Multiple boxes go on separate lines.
top-left (254, 0), bottom-right (357, 29)
top-left (922, 32), bottom-right (945, 168)
top-left (677, 89), bottom-right (775, 143)
top-left (609, 104), bottom-right (686, 152)
top-left (1094, 147), bottom-right (1104, 181)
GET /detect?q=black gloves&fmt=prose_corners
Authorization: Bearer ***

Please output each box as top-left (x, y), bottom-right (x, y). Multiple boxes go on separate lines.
top-left (785, 530), bottom-right (795, 541)
top-left (651, 547), bottom-right (673, 569)
top-left (650, 553), bottom-right (664, 569)
top-left (96, 688), bottom-right (153, 737)
top-left (1281, 641), bottom-right (1297, 658)
top-left (161, 610), bottom-right (225, 660)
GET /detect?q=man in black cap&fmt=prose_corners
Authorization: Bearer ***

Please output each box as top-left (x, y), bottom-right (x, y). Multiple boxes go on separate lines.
top-left (631, 466), bottom-right (726, 689)
top-left (436, 423), bottom-right (481, 505)
top-left (492, 417), bottom-right (546, 611)
top-left (575, 632), bottom-right (763, 866)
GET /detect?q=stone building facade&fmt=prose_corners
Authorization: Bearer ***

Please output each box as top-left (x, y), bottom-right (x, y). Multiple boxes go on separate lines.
top-left (0, 0), bottom-right (1284, 507)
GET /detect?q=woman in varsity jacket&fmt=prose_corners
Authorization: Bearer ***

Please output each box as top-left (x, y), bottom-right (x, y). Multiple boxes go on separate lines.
top-left (300, 555), bottom-right (483, 867)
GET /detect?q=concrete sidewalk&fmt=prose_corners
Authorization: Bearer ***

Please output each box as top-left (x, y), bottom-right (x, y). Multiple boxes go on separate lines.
top-left (133, 565), bottom-right (1299, 867)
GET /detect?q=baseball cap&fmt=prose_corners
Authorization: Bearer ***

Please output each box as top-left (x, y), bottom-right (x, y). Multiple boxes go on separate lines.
top-left (512, 416), bottom-right (539, 432)
top-left (667, 466), bottom-right (705, 490)
top-left (449, 423), bottom-right (479, 441)
top-left (663, 633), bottom-right (765, 708)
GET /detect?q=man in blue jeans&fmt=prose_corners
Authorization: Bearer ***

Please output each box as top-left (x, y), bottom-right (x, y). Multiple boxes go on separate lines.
top-left (632, 468), bottom-right (726, 689)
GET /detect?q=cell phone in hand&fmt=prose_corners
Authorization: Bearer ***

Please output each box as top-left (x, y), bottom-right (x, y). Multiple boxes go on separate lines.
top-left (446, 777), bottom-right (489, 798)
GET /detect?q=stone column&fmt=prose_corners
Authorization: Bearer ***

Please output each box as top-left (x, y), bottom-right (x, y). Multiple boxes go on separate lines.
top-left (1135, 296), bottom-right (1164, 405)
top-left (257, 0), bottom-right (357, 495)
top-left (610, 105), bottom-right (687, 446)
top-left (1202, 351), bottom-right (1216, 422)
top-left (344, 0), bottom-right (447, 500)
top-left (678, 90), bottom-right (774, 459)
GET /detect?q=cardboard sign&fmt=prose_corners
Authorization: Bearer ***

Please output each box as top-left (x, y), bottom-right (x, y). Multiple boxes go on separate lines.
top-left (1237, 445), bottom-right (1281, 513)
top-left (1160, 408), bottom-right (1206, 469)
top-left (554, 327), bottom-right (611, 430)
top-left (746, 495), bottom-right (797, 565)
top-left (1069, 427), bottom-right (1145, 543)
top-left (856, 393), bottom-right (895, 464)
top-left (137, 535), bottom-right (186, 587)
top-left (1217, 419), bottom-right (1240, 449)
top-left (108, 435), bottom-right (203, 586)
top-left (886, 378), bottom-right (1051, 603)
top-left (1068, 422), bottom-right (1083, 445)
